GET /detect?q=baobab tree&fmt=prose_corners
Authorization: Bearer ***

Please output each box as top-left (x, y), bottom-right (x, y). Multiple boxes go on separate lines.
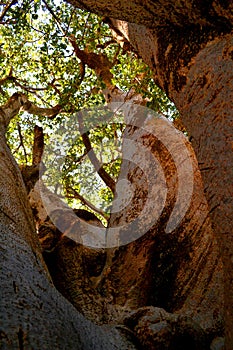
top-left (67, 1), bottom-right (233, 347)
top-left (0, 1), bottom-right (232, 349)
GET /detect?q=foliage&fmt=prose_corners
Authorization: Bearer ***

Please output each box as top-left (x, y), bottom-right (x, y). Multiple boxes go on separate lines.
top-left (0, 0), bottom-right (178, 219)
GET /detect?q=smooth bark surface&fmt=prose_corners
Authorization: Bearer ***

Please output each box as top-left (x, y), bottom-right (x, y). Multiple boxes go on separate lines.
top-left (30, 111), bottom-right (224, 338)
top-left (175, 34), bottom-right (233, 348)
top-left (104, 113), bottom-right (223, 332)
top-left (66, 1), bottom-right (232, 346)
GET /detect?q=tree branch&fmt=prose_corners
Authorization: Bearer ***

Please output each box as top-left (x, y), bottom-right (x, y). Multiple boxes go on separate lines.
top-left (0, 0), bottom-right (17, 23)
top-left (69, 35), bottom-right (115, 89)
top-left (42, 0), bottom-right (86, 87)
top-left (42, 1), bottom-right (115, 89)
top-left (66, 186), bottom-right (109, 220)
top-left (0, 93), bottom-right (62, 128)
top-left (32, 125), bottom-right (44, 165)
top-left (0, 67), bottom-right (13, 86)
top-left (42, 0), bottom-right (66, 35)
top-left (17, 122), bottom-right (28, 163)
top-left (12, 77), bottom-right (50, 93)
top-left (77, 111), bottom-right (116, 193)
top-left (20, 95), bottom-right (61, 118)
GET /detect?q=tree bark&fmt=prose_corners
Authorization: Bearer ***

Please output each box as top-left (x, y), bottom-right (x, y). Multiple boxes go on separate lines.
top-left (68, 0), bottom-right (233, 28)
top-left (66, 1), bottom-right (233, 346)
top-left (113, 25), bottom-right (233, 349)
top-left (0, 95), bottom-right (137, 349)
top-left (1, 1), bottom-right (232, 347)
top-left (24, 117), bottom-right (224, 349)
top-left (103, 111), bottom-right (223, 332)
top-left (174, 34), bottom-right (233, 349)
top-left (29, 108), bottom-right (224, 348)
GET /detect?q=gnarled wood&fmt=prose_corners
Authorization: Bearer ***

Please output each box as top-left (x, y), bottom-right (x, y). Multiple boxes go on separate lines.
top-left (65, 2), bottom-right (233, 345)
top-left (0, 95), bottom-right (136, 349)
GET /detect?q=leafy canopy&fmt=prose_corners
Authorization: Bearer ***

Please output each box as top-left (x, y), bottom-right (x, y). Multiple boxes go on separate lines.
top-left (0, 0), bottom-right (178, 220)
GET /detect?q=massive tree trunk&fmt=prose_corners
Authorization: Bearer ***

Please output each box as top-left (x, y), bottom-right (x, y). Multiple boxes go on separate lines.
top-left (0, 94), bottom-right (137, 349)
top-left (1, 0), bottom-right (232, 348)
top-left (173, 34), bottom-right (233, 349)
top-left (121, 25), bottom-right (233, 349)
top-left (104, 111), bottom-right (223, 330)
top-left (1, 96), bottom-right (220, 349)
top-left (67, 1), bottom-right (233, 347)
top-left (27, 105), bottom-right (223, 349)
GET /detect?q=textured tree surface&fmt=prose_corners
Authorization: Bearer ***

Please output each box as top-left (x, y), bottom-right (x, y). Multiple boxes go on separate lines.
top-left (0, 93), bottom-right (225, 350)
top-left (25, 112), bottom-right (224, 349)
top-left (0, 94), bottom-right (138, 349)
top-left (104, 116), bottom-right (224, 330)
top-left (0, 0), bottom-right (232, 349)
top-left (67, 1), bottom-right (233, 348)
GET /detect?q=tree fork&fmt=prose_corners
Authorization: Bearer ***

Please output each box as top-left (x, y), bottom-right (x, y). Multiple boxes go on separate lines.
top-left (0, 93), bottom-right (137, 350)
top-left (66, 1), bottom-right (233, 346)
top-left (113, 23), bottom-right (233, 348)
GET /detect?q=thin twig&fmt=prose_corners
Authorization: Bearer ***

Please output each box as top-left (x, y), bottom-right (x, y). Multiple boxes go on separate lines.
top-left (66, 186), bottom-right (109, 220)
top-left (42, 0), bottom-right (66, 36)
top-left (17, 122), bottom-right (28, 163)
top-left (42, 0), bottom-right (85, 87)
top-left (96, 39), bottom-right (116, 50)
top-left (0, 0), bottom-right (17, 23)
top-left (13, 78), bottom-right (48, 92)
